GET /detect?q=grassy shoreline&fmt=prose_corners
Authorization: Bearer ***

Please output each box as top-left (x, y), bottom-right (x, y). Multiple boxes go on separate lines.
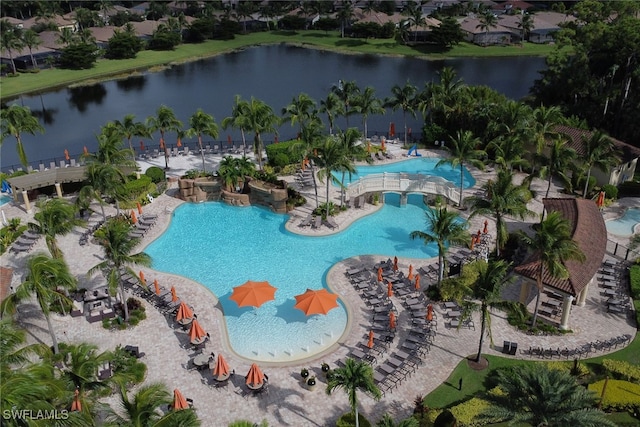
top-left (0, 31), bottom-right (556, 101)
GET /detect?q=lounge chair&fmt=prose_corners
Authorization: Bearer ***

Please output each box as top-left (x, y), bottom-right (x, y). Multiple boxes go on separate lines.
top-left (298, 215), bottom-right (313, 228)
top-left (183, 146), bottom-right (190, 156)
top-left (312, 216), bottom-right (322, 229)
top-left (324, 217), bottom-right (339, 229)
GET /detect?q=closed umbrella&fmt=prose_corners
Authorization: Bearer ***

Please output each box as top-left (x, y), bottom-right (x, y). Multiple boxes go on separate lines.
top-left (414, 275), bottom-right (421, 291)
top-left (426, 304), bottom-right (433, 321)
top-left (408, 264), bottom-right (414, 281)
top-left (377, 267), bottom-right (383, 282)
top-left (139, 140), bottom-right (145, 151)
top-left (70, 389), bottom-right (81, 412)
top-left (137, 202), bottom-right (143, 215)
top-left (188, 319), bottom-right (206, 344)
top-left (245, 363), bottom-right (265, 387)
top-left (213, 354), bottom-right (230, 380)
top-left (387, 281), bottom-right (393, 298)
top-left (83, 146), bottom-right (88, 155)
top-left (389, 311), bottom-right (396, 330)
top-left (596, 191), bottom-right (605, 208)
top-left (367, 330), bottom-right (374, 349)
top-left (64, 149), bottom-right (70, 161)
top-left (389, 122), bottom-right (395, 137)
top-left (176, 301), bottom-right (194, 323)
top-left (230, 281), bottom-right (277, 309)
top-left (177, 137), bottom-right (182, 147)
top-left (172, 389), bottom-right (189, 410)
top-left (170, 286), bottom-right (178, 302)
top-left (293, 288), bottom-right (339, 316)
top-left (131, 210), bottom-right (137, 224)
top-left (483, 220), bottom-right (488, 234)
top-left (393, 256), bottom-right (398, 271)
top-left (154, 279), bottom-right (161, 295)
top-left (139, 271), bottom-right (145, 285)
top-left (380, 138), bottom-right (386, 151)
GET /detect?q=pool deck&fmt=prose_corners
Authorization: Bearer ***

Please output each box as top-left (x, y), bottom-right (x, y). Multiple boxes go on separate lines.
top-left (1, 145), bottom-right (637, 426)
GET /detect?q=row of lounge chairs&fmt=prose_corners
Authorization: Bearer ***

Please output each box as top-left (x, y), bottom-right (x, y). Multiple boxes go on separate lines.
top-left (596, 260), bottom-right (632, 316)
top-left (298, 214), bottom-right (339, 230)
top-left (79, 214), bottom-right (109, 246)
top-left (128, 214), bottom-right (158, 239)
top-left (9, 229), bottom-right (41, 254)
top-left (521, 334), bottom-right (632, 359)
top-left (138, 144), bottom-right (245, 160)
top-left (7, 160), bottom-right (83, 175)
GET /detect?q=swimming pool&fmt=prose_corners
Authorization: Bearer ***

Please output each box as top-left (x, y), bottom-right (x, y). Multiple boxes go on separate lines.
top-left (0, 194), bottom-right (12, 206)
top-left (606, 208), bottom-right (640, 237)
top-left (146, 159), bottom-right (472, 362)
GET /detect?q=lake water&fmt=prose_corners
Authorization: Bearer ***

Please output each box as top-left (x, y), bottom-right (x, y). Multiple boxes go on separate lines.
top-left (1, 45), bottom-right (546, 170)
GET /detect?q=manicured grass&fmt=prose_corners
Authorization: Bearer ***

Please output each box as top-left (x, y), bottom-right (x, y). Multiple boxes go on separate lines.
top-left (0, 31), bottom-right (558, 100)
top-left (583, 332), bottom-right (640, 367)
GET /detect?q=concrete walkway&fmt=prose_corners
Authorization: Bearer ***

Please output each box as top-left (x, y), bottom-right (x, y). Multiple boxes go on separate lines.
top-left (0, 145), bottom-right (636, 426)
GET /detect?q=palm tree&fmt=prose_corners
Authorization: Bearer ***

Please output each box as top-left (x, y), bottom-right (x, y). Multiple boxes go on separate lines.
top-left (57, 27), bottom-right (77, 46)
top-left (480, 365), bottom-right (616, 427)
top-left (1, 254), bottom-right (76, 354)
top-left (518, 211), bottom-right (585, 327)
top-left (410, 208), bottom-right (469, 285)
top-left (240, 97), bottom-right (279, 171)
top-left (113, 114), bottom-right (151, 162)
top-left (326, 358), bottom-right (381, 427)
top-left (476, 11), bottom-right (498, 45)
top-left (90, 124), bottom-right (136, 167)
top-left (78, 162), bottom-right (127, 221)
top-left (335, 0), bottom-right (355, 38)
top-left (377, 414), bottom-right (419, 427)
top-left (337, 127), bottom-right (367, 207)
top-left (469, 169), bottom-right (534, 257)
top-left (290, 120), bottom-right (325, 208)
top-left (0, 23), bottom-right (23, 74)
top-left (353, 86), bottom-right (385, 140)
top-left (217, 156), bottom-right (255, 192)
top-left (57, 342), bottom-right (111, 395)
top-left (528, 105), bottom-right (564, 176)
top-left (106, 382), bottom-right (200, 427)
top-left (402, 1), bottom-right (426, 42)
top-left (0, 319), bottom-right (49, 369)
top-left (540, 137), bottom-right (576, 199)
top-left (517, 12), bottom-right (534, 43)
top-left (281, 93), bottom-right (318, 137)
top-left (21, 29), bottom-right (41, 69)
top-left (89, 217), bottom-right (152, 322)
top-left (29, 198), bottom-right (84, 260)
top-left (1, 104), bottom-right (45, 168)
top-left (185, 108), bottom-right (218, 173)
top-left (579, 130), bottom-right (619, 198)
top-left (222, 95), bottom-right (249, 157)
top-left (384, 82), bottom-right (418, 146)
top-left (332, 80), bottom-right (360, 128)
top-left (314, 135), bottom-right (355, 220)
top-left (147, 105), bottom-right (183, 170)
top-left (320, 92), bottom-right (344, 135)
top-left (436, 130), bottom-right (486, 207)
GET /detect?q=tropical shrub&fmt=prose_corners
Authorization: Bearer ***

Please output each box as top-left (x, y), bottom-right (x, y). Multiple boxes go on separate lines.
top-left (145, 166), bottom-right (165, 183)
top-left (110, 344), bottom-right (147, 384)
top-left (266, 140), bottom-right (297, 166)
top-left (547, 360), bottom-right (589, 378)
top-left (602, 360), bottom-right (640, 383)
top-left (588, 379), bottom-right (640, 413)
top-left (602, 184), bottom-right (618, 199)
top-left (183, 169), bottom-right (212, 179)
top-left (336, 412), bottom-right (372, 427)
top-left (121, 175), bottom-right (154, 202)
top-left (0, 219), bottom-right (25, 254)
top-left (629, 266), bottom-right (640, 299)
top-left (286, 187), bottom-right (306, 208)
top-left (313, 202), bottom-right (339, 219)
top-left (450, 397), bottom-right (491, 427)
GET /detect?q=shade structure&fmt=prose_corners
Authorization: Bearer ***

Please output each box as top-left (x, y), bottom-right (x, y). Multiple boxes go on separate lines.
top-left (426, 304), bottom-right (433, 321)
top-left (408, 264), bottom-right (414, 281)
top-left (137, 202), bottom-right (143, 215)
top-left (245, 363), bottom-right (265, 387)
top-left (188, 319), bottom-right (206, 344)
top-left (213, 354), bottom-right (230, 378)
top-left (596, 191), bottom-right (605, 208)
top-left (64, 149), bottom-right (70, 161)
top-left (387, 281), bottom-right (393, 298)
top-left (172, 389), bottom-right (189, 410)
top-left (170, 286), bottom-right (178, 302)
top-left (367, 330), bottom-right (374, 348)
top-left (70, 389), bottom-right (81, 412)
top-left (414, 275), bottom-right (421, 291)
top-left (483, 220), bottom-right (488, 234)
top-left (154, 279), bottom-right (161, 295)
top-left (139, 271), bottom-right (145, 285)
top-left (176, 301), bottom-right (194, 322)
top-left (393, 256), bottom-right (398, 271)
top-left (377, 267), bottom-right (383, 282)
top-left (131, 210), bottom-right (137, 224)
top-left (230, 280), bottom-right (277, 308)
top-left (293, 288), bottom-right (339, 316)
top-left (389, 311), bottom-right (396, 330)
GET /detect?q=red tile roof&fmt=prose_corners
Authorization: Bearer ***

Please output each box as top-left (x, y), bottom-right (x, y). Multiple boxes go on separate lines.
top-left (0, 267), bottom-right (14, 302)
top-left (514, 198), bottom-right (606, 296)
top-left (555, 125), bottom-right (640, 163)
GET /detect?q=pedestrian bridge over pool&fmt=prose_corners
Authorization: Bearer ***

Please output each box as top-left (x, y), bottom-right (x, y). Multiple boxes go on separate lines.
top-left (346, 173), bottom-right (460, 205)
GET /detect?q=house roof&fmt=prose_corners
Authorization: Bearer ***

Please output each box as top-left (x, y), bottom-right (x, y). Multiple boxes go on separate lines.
top-left (0, 43), bottom-right (56, 59)
top-left (353, 10), bottom-right (405, 26)
top-left (555, 125), bottom-right (640, 164)
top-left (459, 17), bottom-right (512, 35)
top-left (88, 26), bottom-right (119, 42)
top-left (1, 17), bottom-right (24, 27)
top-left (0, 267), bottom-right (13, 303)
top-left (123, 20), bottom-right (161, 37)
top-left (501, 0), bottom-right (535, 11)
top-left (514, 198), bottom-right (606, 297)
top-left (37, 31), bottom-right (64, 50)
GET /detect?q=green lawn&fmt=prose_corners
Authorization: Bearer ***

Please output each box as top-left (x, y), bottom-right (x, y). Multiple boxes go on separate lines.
top-left (0, 31), bottom-right (558, 100)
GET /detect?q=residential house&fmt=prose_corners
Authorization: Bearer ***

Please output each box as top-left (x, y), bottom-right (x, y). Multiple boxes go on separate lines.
top-left (88, 26), bottom-right (119, 49)
top-left (459, 16), bottom-right (512, 45)
top-left (528, 11), bottom-right (576, 43)
top-left (22, 14), bottom-right (77, 32)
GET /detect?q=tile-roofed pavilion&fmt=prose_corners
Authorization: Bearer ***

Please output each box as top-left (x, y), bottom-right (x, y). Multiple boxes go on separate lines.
top-left (514, 198), bottom-right (607, 329)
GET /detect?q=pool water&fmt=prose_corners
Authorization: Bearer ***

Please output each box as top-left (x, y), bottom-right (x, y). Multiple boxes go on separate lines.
top-left (0, 194), bottom-right (11, 206)
top-left (606, 208), bottom-right (640, 237)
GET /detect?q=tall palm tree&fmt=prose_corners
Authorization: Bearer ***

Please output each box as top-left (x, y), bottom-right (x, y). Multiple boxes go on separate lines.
top-left (332, 80), bottom-right (360, 128)
top-left (1, 104), bottom-right (45, 168)
top-left (353, 86), bottom-right (385, 140)
top-left (517, 12), bottom-right (534, 43)
top-left (436, 130), bottom-right (486, 207)
top-left (518, 211), bottom-right (585, 327)
top-left (290, 120), bottom-right (325, 208)
top-left (113, 114), bottom-right (151, 162)
top-left (337, 127), bottom-right (367, 207)
top-left (469, 169), bottom-right (534, 257)
top-left (410, 208), bottom-right (469, 285)
top-left (579, 130), bottom-right (619, 198)
top-left (0, 319), bottom-right (49, 369)
top-left (222, 95), bottom-right (250, 157)
top-left (57, 27), bottom-right (77, 46)
top-left (528, 105), bottom-right (564, 176)
top-left (90, 124), bottom-right (136, 167)
top-left (106, 382), bottom-right (200, 427)
top-left (1, 254), bottom-right (76, 354)
top-left (314, 135), bottom-right (355, 220)
top-left (540, 137), bottom-right (576, 199)
top-left (480, 365), bottom-right (616, 427)
top-left (239, 97), bottom-right (279, 171)
top-left (384, 82), bottom-right (417, 146)
top-left (320, 92), bottom-right (344, 135)
top-left (402, 1), bottom-right (426, 42)
top-left (78, 162), bottom-right (127, 220)
top-left (476, 11), bottom-right (498, 45)
top-left (185, 108), bottom-right (218, 173)
top-left (57, 342), bottom-right (111, 395)
top-left (89, 217), bottom-right (152, 322)
top-left (281, 93), bottom-right (318, 137)
top-left (29, 198), bottom-right (84, 260)
top-left (335, 0), bottom-right (355, 38)
top-left (0, 23), bottom-right (23, 74)
top-left (21, 29), bottom-right (41, 69)
top-left (326, 358), bottom-right (381, 427)
top-left (147, 105), bottom-right (183, 170)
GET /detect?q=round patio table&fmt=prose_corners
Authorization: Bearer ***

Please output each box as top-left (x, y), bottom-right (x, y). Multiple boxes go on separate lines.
top-left (214, 372), bottom-right (230, 382)
top-left (177, 317), bottom-right (193, 327)
top-left (191, 336), bottom-right (206, 345)
top-left (193, 353), bottom-right (210, 367)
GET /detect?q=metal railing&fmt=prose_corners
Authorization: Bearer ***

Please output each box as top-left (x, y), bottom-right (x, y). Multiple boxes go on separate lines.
top-left (346, 172), bottom-right (460, 203)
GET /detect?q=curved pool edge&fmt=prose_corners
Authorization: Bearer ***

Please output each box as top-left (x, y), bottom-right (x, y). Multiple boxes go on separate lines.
top-left (605, 207), bottom-right (640, 238)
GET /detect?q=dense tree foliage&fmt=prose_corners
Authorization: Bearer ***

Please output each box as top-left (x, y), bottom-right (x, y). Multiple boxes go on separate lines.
top-left (105, 30), bottom-right (144, 59)
top-left (59, 42), bottom-right (97, 69)
top-left (429, 17), bottom-right (464, 48)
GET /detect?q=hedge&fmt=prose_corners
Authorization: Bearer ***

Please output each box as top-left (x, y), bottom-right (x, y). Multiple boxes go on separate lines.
top-left (265, 140), bottom-right (301, 167)
top-left (335, 412), bottom-right (372, 427)
top-left (145, 166), bottom-right (165, 183)
top-left (546, 360), bottom-right (590, 377)
top-left (449, 397), bottom-right (491, 427)
top-left (588, 379), bottom-right (640, 413)
top-left (630, 266), bottom-right (640, 300)
top-left (602, 359), bottom-right (640, 383)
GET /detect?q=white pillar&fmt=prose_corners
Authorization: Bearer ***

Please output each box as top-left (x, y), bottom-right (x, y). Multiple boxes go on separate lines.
top-left (559, 295), bottom-right (574, 330)
top-left (577, 281), bottom-right (590, 307)
top-left (22, 190), bottom-right (32, 213)
top-left (54, 182), bottom-right (63, 198)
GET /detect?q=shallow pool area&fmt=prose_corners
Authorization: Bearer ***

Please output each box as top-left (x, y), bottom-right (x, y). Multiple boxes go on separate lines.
top-left (0, 194), bottom-right (12, 206)
top-left (606, 207), bottom-right (640, 237)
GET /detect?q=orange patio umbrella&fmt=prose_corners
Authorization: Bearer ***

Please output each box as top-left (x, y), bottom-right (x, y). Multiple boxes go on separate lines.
top-left (294, 288), bottom-right (339, 316)
top-left (245, 363), bottom-right (265, 387)
top-left (596, 191), bottom-right (605, 208)
top-left (139, 271), bottom-right (146, 285)
top-left (177, 137), bottom-right (182, 147)
top-left (170, 286), bottom-right (178, 302)
top-left (427, 304), bottom-right (433, 321)
top-left (83, 146), bottom-right (88, 155)
top-left (387, 281), bottom-right (393, 298)
top-left (476, 230), bottom-right (482, 240)
top-left (153, 279), bottom-right (161, 295)
top-left (70, 389), bottom-right (81, 412)
top-left (64, 149), bottom-right (70, 161)
top-left (470, 235), bottom-right (475, 250)
top-left (367, 330), bottom-right (374, 349)
top-left (139, 140), bottom-right (145, 151)
top-left (483, 220), bottom-right (489, 234)
top-left (188, 319), bottom-right (206, 343)
top-left (176, 301), bottom-right (194, 322)
top-left (131, 210), bottom-right (137, 224)
top-left (213, 354), bottom-right (230, 379)
top-left (230, 280), bottom-right (277, 308)
top-left (389, 122), bottom-right (395, 137)
top-left (408, 264), bottom-right (414, 281)
top-left (377, 267), bottom-right (383, 282)
top-left (414, 275), bottom-right (421, 291)
top-left (172, 389), bottom-right (189, 410)
top-left (393, 256), bottom-right (398, 272)
top-left (137, 202), bottom-right (143, 215)
top-left (389, 311), bottom-right (396, 330)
